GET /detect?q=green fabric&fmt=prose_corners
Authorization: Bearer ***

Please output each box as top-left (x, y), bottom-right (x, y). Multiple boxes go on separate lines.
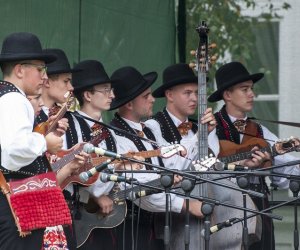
top-left (0, 0), bottom-right (175, 121)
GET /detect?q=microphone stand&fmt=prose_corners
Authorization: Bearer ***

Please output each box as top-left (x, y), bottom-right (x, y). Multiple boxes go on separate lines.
top-left (160, 172), bottom-right (174, 250)
top-left (236, 176), bottom-right (250, 250)
top-left (201, 202), bottom-right (214, 250)
top-left (181, 178), bottom-right (196, 250)
top-left (289, 180), bottom-right (300, 250)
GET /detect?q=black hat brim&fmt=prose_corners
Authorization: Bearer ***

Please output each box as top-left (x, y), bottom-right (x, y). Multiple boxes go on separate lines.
top-left (207, 73), bottom-right (264, 103)
top-left (110, 72), bottom-right (157, 110)
top-left (0, 53), bottom-right (56, 64)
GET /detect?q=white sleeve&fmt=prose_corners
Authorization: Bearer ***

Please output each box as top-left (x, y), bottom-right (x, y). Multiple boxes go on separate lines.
top-left (0, 93), bottom-right (47, 170)
top-left (262, 126), bottom-right (300, 189)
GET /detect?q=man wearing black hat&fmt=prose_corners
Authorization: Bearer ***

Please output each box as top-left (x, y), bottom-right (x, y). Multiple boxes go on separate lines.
top-left (64, 59), bottom-right (121, 250)
top-left (143, 63), bottom-right (219, 249)
top-left (208, 61), bottom-right (300, 250)
top-left (0, 32), bottom-right (64, 249)
top-left (110, 66), bottom-right (207, 250)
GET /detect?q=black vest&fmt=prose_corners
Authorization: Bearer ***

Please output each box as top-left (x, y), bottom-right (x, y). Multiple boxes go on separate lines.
top-left (151, 108), bottom-right (198, 144)
top-left (0, 81), bottom-right (50, 177)
top-left (65, 111), bottom-right (116, 152)
top-left (110, 113), bottom-right (164, 169)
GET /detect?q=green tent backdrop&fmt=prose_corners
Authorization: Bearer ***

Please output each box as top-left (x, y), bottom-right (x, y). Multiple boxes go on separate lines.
top-left (0, 0), bottom-right (176, 121)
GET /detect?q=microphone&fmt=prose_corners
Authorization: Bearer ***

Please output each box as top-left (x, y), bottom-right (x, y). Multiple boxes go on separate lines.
top-left (128, 189), bottom-right (162, 200)
top-left (79, 158), bottom-right (113, 182)
top-left (83, 143), bottom-right (122, 159)
top-left (100, 173), bottom-right (136, 183)
top-left (201, 217), bottom-right (237, 236)
top-left (213, 162), bottom-right (249, 171)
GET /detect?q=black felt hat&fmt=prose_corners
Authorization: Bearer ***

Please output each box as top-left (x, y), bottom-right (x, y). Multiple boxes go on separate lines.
top-left (72, 60), bottom-right (111, 91)
top-left (44, 49), bottom-right (79, 75)
top-left (152, 63), bottom-right (198, 98)
top-left (110, 66), bottom-right (157, 110)
top-left (0, 32), bottom-right (56, 63)
top-left (208, 61), bottom-right (264, 102)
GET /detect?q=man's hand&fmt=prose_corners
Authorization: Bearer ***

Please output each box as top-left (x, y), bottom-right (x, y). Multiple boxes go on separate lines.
top-left (182, 199), bottom-right (203, 218)
top-left (201, 107), bottom-right (217, 133)
top-left (94, 195), bottom-right (114, 215)
top-left (239, 146), bottom-right (271, 168)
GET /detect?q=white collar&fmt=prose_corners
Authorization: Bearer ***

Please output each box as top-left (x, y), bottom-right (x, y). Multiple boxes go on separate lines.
top-left (166, 108), bottom-right (189, 127)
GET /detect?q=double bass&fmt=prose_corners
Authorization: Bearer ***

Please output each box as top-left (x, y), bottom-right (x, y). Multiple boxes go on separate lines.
top-left (194, 22), bottom-right (261, 249)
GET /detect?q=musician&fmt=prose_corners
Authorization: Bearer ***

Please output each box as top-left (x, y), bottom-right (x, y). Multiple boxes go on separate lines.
top-left (208, 61), bottom-right (300, 250)
top-left (31, 48), bottom-right (87, 250)
top-left (144, 63), bottom-right (219, 249)
top-left (64, 59), bottom-right (122, 250)
top-left (109, 66), bottom-right (211, 250)
top-left (0, 32), bottom-right (63, 250)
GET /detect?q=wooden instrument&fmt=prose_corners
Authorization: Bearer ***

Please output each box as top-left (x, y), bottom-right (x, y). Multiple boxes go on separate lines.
top-left (33, 91), bottom-right (74, 135)
top-left (74, 178), bottom-right (162, 247)
top-left (64, 143), bottom-right (186, 189)
top-left (51, 125), bottom-right (109, 189)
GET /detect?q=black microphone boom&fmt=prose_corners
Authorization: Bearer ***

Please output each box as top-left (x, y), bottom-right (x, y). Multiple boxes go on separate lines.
top-left (79, 158), bottom-right (114, 182)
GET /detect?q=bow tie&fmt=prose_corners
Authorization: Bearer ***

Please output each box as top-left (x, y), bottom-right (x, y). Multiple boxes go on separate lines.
top-left (134, 123), bottom-right (146, 137)
top-left (177, 121), bottom-right (193, 136)
top-left (233, 119), bottom-right (247, 133)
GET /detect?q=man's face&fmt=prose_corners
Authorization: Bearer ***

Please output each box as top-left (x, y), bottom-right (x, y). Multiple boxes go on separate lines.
top-left (47, 73), bottom-right (73, 104)
top-left (223, 80), bottom-right (255, 113)
top-left (166, 83), bottom-right (198, 118)
top-left (88, 83), bottom-right (115, 112)
top-left (131, 87), bottom-right (155, 121)
top-left (21, 60), bottom-right (48, 95)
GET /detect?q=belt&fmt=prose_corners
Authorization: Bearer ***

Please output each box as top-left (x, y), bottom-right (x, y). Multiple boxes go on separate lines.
top-left (249, 182), bottom-right (269, 194)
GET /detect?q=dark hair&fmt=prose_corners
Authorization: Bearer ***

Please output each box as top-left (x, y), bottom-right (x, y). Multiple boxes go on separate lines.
top-left (74, 86), bottom-right (95, 106)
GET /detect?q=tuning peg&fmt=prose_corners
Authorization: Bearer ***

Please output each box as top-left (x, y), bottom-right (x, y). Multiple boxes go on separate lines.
top-left (189, 62), bottom-right (196, 69)
top-left (190, 50), bottom-right (197, 56)
top-left (209, 43), bottom-right (217, 49)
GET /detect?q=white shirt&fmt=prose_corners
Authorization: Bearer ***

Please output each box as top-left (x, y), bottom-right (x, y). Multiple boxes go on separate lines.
top-left (145, 108), bottom-right (220, 170)
top-left (114, 116), bottom-right (184, 213)
top-left (0, 90), bottom-right (47, 170)
top-left (63, 110), bottom-right (117, 198)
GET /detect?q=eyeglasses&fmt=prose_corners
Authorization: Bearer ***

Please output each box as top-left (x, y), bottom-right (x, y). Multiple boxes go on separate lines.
top-left (21, 63), bottom-right (47, 75)
top-left (93, 87), bottom-right (114, 95)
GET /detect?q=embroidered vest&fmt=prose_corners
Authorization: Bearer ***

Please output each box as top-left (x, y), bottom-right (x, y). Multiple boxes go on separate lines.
top-left (65, 111), bottom-right (116, 152)
top-left (110, 113), bottom-right (164, 169)
top-left (0, 81), bottom-right (49, 176)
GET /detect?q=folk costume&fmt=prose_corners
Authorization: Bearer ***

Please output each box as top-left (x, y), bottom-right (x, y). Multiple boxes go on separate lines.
top-left (0, 32), bottom-right (56, 250)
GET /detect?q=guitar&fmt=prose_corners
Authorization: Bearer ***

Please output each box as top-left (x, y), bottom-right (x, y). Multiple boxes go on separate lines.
top-left (51, 125), bottom-right (109, 189)
top-left (74, 178), bottom-right (162, 247)
top-left (34, 91), bottom-right (74, 135)
top-left (90, 143), bottom-right (187, 166)
top-left (193, 137), bottom-right (300, 170)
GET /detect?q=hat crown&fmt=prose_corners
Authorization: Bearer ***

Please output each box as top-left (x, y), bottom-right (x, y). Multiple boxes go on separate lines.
top-left (215, 62), bottom-right (251, 89)
top-left (72, 60), bottom-right (110, 91)
top-left (163, 63), bottom-right (196, 85)
top-left (1, 32), bottom-right (43, 55)
top-left (112, 66), bottom-right (146, 96)
top-left (44, 48), bottom-right (72, 75)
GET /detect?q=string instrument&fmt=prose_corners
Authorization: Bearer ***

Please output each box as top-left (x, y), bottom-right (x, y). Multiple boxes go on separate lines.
top-left (74, 177), bottom-right (164, 248)
top-left (51, 124), bottom-right (109, 189)
top-left (194, 137), bottom-right (300, 170)
top-left (90, 143), bottom-right (186, 166)
top-left (218, 137), bottom-right (300, 164)
top-left (33, 91), bottom-right (74, 135)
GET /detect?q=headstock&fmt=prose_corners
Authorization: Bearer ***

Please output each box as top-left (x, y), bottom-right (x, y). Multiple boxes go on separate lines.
top-left (274, 136), bottom-right (300, 155)
top-left (192, 155), bottom-right (218, 171)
